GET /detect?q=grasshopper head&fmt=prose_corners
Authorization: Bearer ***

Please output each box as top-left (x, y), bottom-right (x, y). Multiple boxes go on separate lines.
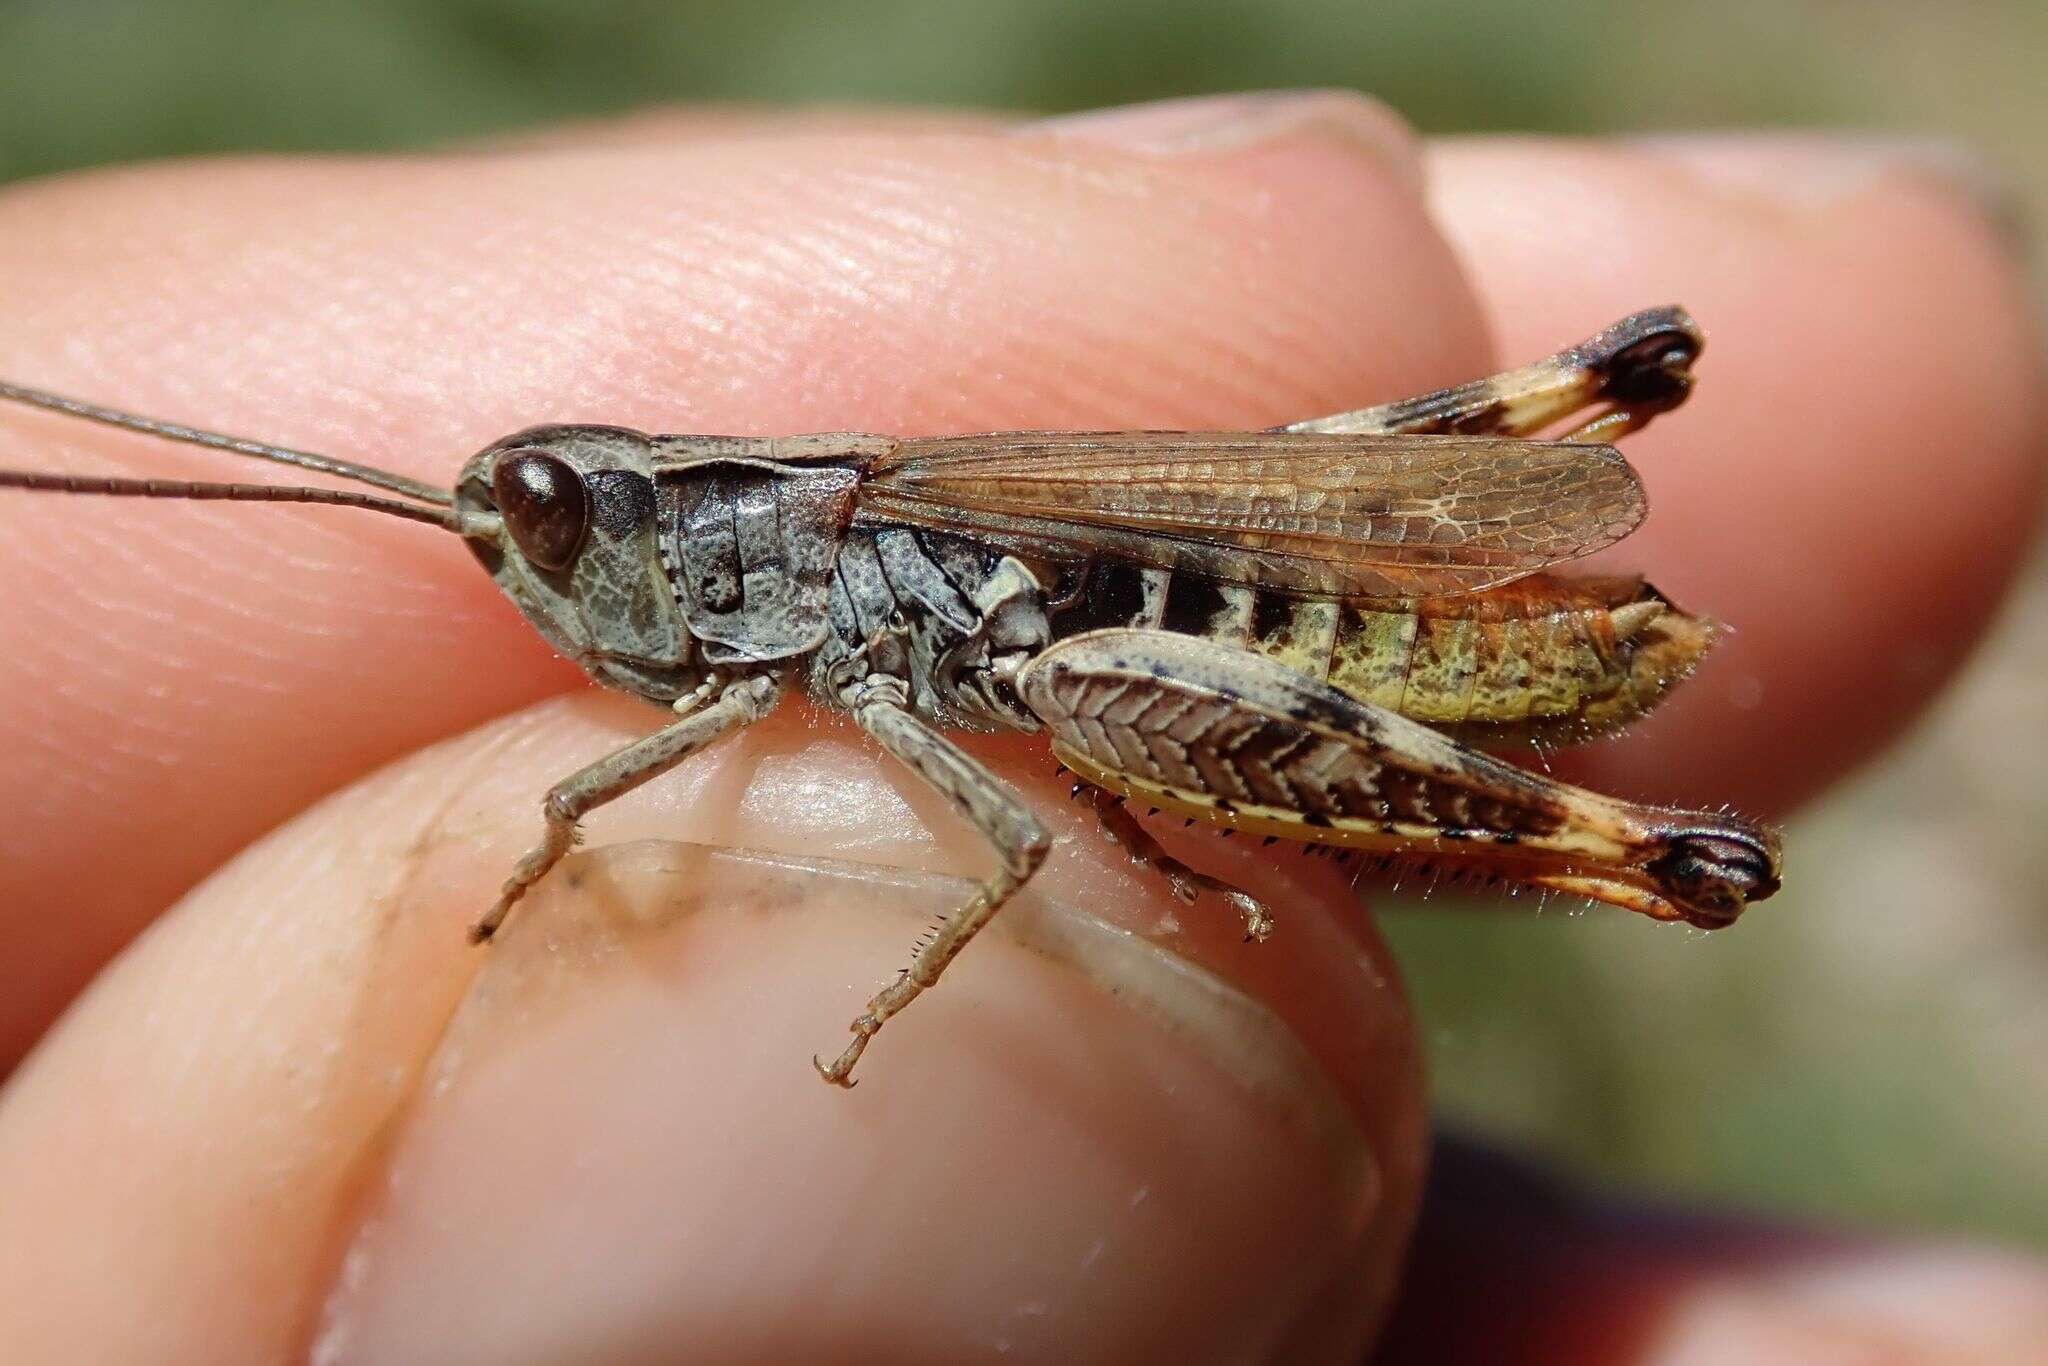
top-left (455, 425), bottom-right (704, 701)
top-left (0, 370), bottom-right (712, 705)
top-left (0, 380), bottom-right (692, 702)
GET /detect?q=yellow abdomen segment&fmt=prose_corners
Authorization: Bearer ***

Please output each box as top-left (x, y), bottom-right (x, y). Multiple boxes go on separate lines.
top-left (1247, 575), bottom-right (1715, 747)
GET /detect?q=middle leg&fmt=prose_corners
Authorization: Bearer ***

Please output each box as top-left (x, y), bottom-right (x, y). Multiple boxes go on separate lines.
top-left (815, 689), bottom-right (1051, 1087)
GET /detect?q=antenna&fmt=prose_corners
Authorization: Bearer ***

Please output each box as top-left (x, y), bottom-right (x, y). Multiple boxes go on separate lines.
top-left (0, 377), bottom-right (496, 533)
top-left (0, 378), bottom-right (453, 506)
top-left (0, 468), bottom-right (464, 531)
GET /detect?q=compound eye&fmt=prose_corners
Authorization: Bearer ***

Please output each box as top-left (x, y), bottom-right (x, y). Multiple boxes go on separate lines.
top-left (492, 449), bottom-right (590, 571)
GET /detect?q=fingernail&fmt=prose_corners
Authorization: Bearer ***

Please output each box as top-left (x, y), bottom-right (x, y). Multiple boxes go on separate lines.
top-left (1027, 90), bottom-right (1421, 186)
top-left (313, 841), bottom-right (1382, 1362)
top-left (1637, 132), bottom-right (2029, 250)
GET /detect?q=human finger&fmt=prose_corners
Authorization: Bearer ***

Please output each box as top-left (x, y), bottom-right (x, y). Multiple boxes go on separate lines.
top-left (1429, 135), bottom-right (2044, 815)
top-left (0, 694), bottom-right (1424, 1364)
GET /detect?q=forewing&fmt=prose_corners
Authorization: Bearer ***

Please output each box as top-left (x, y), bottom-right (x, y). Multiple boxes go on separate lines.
top-left (860, 430), bottom-right (1645, 598)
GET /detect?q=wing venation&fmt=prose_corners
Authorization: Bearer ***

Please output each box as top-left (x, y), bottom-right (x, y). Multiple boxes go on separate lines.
top-left (860, 430), bottom-right (1644, 598)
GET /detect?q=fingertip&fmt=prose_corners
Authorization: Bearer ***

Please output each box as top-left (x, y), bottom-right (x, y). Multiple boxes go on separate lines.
top-left (1430, 134), bottom-right (2045, 813)
top-left (0, 696), bottom-right (1425, 1363)
top-left (317, 841), bottom-right (1389, 1364)
top-left (1024, 88), bottom-right (1425, 194)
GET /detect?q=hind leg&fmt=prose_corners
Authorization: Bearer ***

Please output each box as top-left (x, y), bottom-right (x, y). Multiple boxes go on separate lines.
top-left (1286, 306), bottom-right (1703, 439)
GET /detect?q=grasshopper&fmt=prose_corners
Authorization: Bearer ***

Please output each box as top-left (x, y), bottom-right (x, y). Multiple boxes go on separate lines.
top-left (0, 306), bottom-right (1780, 1085)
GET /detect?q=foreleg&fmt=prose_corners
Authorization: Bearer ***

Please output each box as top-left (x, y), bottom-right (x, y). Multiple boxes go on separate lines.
top-left (469, 675), bottom-right (779, 943)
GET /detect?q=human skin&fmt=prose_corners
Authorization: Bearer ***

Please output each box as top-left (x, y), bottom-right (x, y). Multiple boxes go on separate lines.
top-left (0, 93), bottom-right (2043, 1362)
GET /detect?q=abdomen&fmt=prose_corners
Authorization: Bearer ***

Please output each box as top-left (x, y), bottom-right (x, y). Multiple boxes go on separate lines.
top-left (1049, 563), bottom-right (1714, 748)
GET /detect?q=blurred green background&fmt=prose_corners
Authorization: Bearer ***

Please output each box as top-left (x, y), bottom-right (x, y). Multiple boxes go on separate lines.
top-left (4, 0), bottom-right (2043, 1243)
